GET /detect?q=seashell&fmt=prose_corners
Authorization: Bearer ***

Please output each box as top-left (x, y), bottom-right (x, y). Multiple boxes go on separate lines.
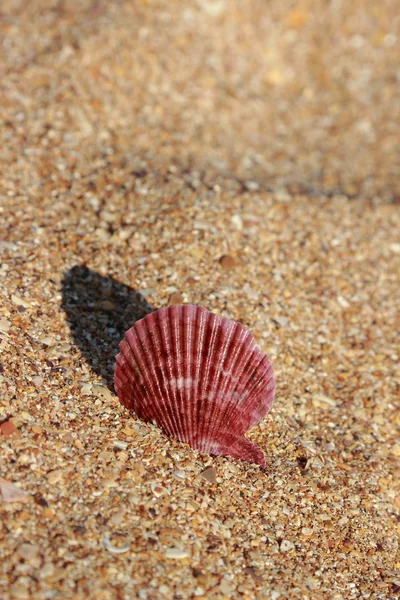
top-left (114, 305), bottom-right (275, 467)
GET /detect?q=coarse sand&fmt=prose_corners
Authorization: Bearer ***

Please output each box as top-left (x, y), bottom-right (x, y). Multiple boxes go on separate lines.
top-left (1, 1), bottom-right (399, 599)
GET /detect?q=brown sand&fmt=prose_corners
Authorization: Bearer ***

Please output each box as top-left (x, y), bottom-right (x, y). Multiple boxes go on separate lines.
top-left (1, 1), bottom-right (399, 599)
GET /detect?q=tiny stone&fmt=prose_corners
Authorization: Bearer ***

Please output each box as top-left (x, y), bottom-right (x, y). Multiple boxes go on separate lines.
top-left (151, 482), bottom-right (168, 497)
top-left (19, 411), bottom-right (33, 422)
top-left (220, 578), bottom-right (235, 595)
top-left (102, 478), bottom-right (119, 489)
top-left (102, 534), bottom-right (130, 554)
top-left (100, 300), bottom-right (115, 310)
top-left (58, 343), bottom-right (71, 353)
top-left (18, 543), bottom-right (40, 561)
top-left (0, 478), bottom-right (30, 503)
top-left (0, 420), bottom-right (18, 436)
top-left (337, 295), bottom-right (350, 308)
top-left (94, 227), bottom-right (109, 240)
top-left (190, 247), bottom-right (205, 259)
top-left (280, 539), bottom-right (295, 552)
top-left (113, 440), bottom-right (128, 450)
top-left (38, 563), bottom-right (55, 579)
top-left (80, 383), bottom-right (93, 396)
top-left (0, 318), bottom-right (11, 332)
top-left (9, 583), bottom-right (30, 600)
top-left (273, 316), bottom-right (288, 328)
top-left (245, 180), bottom-right (259, 191)
top-left (11, 295), bottom-right (31, 308)
top-left (31, 425), bottom-right (43, 434)
top-left (312, 394), bottom-right (337, 408)
top-left (231, 214), bottom-right (243, 230)
top-left (301, 527), bottom-right (313, 536)
top-left (391, 444), bottom-right (400, 457)
top-left (91, 384), bottom-right (114, 402)
top-left (98, 450), bottom-right (114, 463)
top-left (47, 469), bottom-right (63, 485)
top-left (199, 0), bottom-right (226, 17)
top-left (193, 588), bottom-right (205, 597)
top-left (165, 547), bottom-right (188, 559)
top-left (168, 291), bottom-right (183, 305)
top-left (109, 511), bottom-right (124, 526)
top-left (390, 242), bottom-right (400, 254)
top-left (219, 255), bottom-right (237, 269)
top-left (158, 585), bottom-right (171, 596)
top-left (200, 466), bottom-right (217, 483)
top-left (186, 277), bottom-right (198, 286)
top-left (299, 440), bottom-right (317, 454)
top-left (121, 426), bottom-right (135, 436)
top-left (133, 461), bottom-right (146, 476)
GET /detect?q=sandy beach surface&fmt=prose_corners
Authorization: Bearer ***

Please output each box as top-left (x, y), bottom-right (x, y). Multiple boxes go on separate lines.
top-left (1, 1), bottom-right (399, 599)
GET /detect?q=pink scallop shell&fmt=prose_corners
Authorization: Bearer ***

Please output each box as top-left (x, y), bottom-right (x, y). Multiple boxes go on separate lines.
top-left (114, 305), bottom-right (275, 466)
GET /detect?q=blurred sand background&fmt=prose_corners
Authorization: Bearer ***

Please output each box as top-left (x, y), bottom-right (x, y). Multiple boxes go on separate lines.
top-left (0, 1), bottom-right (399, 599)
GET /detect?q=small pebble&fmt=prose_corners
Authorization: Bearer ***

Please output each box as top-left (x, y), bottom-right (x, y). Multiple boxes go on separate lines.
top-left (311, 394), bottom-right (337, 408)
top-left (168, 291), bottom-right (183, 305)
top-left (0, 318), bottom-right (11, 332)
top-left (38, 563), bottom-right (55, 579)
top-left (219, 255), bottom-right (237, 270)
top-left (164, 548), bottom-right (188, 559)
top-left (91, 384), bottom-right (114, 402)
top-left (109, 511), bottom-right (124, 526)
top-left (80, 383), bottom-right (93, 396)
top-left (100, 300), bottom-right (115, 310)
top-left (190, 247), bottom-right (205, 259)
top-left (0, 420), bottom-right (18, 436)
top-left (102, 478), bottom-right (119, 489)
top-left (46, 469), bottom-right (63, 485)
top-left (113, 440), bottom-right (128, 450)
top-left (220, 578), bottom-right (235, 595)
top-left (0, 478), bottom-right (30, 503)
top-left (280, 539), bottom-right (295, 552)
top-left (18, 543), bottom-right (40, 561)
top-left (193, 588), bottom-right (205, 597)
top-left (231, 214), bottom-right (243, 230)
top-left (102, 535), bottom-right (130, 554)
top-left (31, 425), bottom-right (43, 435)
top-left (200, 466), bottom-right (217, 483)
top-left (151, 482), bottom-right (169, 497)
top-left (9, 583), bottom-right (30, 599)
top-left (11, 294), bottom-right (31, 308)
top-left (19, 411), bottom-right (33, 422)
top-left (245, 180), bottom-right (259, 191)
top-left (392, 444), bottom-right (400, 457)
top-left (58, 343), bottom-right (71, 353)
top-left (158, 584), bottom-right (171, 596)
top-left (337, 295), bottom-right (350, 308)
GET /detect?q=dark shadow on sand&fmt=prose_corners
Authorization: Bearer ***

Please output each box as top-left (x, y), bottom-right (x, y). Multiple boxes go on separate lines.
top-left (61, 266), bottom-right (154, 386)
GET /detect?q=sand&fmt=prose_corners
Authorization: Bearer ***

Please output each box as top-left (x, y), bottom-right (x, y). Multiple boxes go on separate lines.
top-left (0, 1), bottom-right (399, 599)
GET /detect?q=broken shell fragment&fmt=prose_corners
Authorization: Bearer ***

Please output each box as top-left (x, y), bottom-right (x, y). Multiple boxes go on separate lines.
top-left (114, 305), bottom-right (275, 466)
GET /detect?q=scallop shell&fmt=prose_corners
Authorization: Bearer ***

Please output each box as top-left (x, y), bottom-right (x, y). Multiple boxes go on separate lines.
top-left (114, 305), bottom-right (275, 466)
